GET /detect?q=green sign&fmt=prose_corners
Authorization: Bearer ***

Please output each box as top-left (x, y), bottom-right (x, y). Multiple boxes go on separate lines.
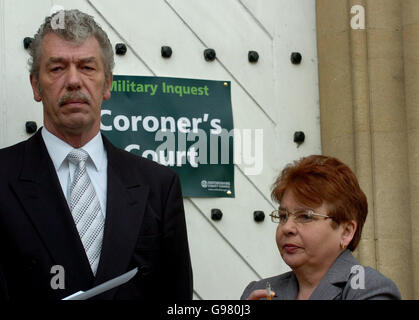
top-left (101, 75), bottom-right (235, 198)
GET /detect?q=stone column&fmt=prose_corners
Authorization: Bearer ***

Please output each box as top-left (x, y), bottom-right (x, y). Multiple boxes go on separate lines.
top-left (365, 0), bottom-right (412, 299)
top-left (316, 0), bottom-right (415, 299)
top-left (348, 0), bottom-right (376, 269)
top-left (401, 0), bottom-right (419, 299)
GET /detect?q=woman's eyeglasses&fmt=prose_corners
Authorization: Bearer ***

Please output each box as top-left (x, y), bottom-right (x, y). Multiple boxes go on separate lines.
top-left (269, 208), bottom-right (334, 225)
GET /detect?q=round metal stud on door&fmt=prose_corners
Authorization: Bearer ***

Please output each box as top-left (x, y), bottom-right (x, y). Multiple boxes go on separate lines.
top-left (115, 43), bottom-right (127, 56)
top-left (204, 48), bottom-right (216, 61)
top-left (291, 52), bottom-right (302, 64)
top-left (23, 37), bottom-right (33, 50)
top-left (25, 121), bottom-right (37, 134)
top-left (211, 209), bottom-right (223, 221)
top-left (248, 51), bottom-right (259, 63)
top-left (293, 131), bottom-right (305, 146)
top-left (253, 211), bottom-right (265, 222)
top-left (161, 46), bottom-right (173, 58)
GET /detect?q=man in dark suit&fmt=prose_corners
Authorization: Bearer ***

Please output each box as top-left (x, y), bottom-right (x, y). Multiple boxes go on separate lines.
top-left (0, 9), bottom-right (192, 300)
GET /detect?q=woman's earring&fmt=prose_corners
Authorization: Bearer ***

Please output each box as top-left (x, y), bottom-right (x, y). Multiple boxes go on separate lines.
top-left (340, 241), bottom-right (346, 250)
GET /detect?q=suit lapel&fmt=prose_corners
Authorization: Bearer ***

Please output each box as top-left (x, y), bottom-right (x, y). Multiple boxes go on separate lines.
top-left (309, 278), bottom-right (343, 300)
top-left (273, 272), bottom-right (299, 300)
top-left (93, 136), bottom-right (149, 290)
top-left (10, 130), bottom-right (94, 291)
top-left (309, 250), bottom-right (357, 300)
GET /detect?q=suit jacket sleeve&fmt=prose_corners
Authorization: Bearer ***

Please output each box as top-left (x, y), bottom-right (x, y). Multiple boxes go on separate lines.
top-left (160, 173), bottom-right (193, 300)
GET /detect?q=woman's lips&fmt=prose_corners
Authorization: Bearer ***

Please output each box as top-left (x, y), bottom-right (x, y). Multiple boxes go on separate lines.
top-left (283, 244), bottom-right (300, 253)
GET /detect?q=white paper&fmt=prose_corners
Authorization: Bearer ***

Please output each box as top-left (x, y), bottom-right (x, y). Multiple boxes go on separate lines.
top-left (62, 267), bottom-right (138, 300)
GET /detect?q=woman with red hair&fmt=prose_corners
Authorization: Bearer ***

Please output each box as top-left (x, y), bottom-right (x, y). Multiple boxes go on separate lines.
top-left (241, 155), bottom-right (401, 300)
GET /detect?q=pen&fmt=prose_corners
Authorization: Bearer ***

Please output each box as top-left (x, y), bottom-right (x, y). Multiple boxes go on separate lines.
top-left (266, 282), bottom-right (272, 300)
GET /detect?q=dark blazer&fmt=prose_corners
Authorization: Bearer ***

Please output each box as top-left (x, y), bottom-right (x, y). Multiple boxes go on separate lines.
top-left (0, 129), bottom-right (193, 300)
top-left (241, 249), bottom-right (401, 300)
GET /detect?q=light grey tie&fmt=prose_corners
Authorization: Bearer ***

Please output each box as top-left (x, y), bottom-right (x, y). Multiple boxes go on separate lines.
top-left (67, 149), bottom-right (104, 275)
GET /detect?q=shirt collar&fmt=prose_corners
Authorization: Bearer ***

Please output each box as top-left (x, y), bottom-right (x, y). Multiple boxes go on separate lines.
top-left (41, 127), bottom-right (105, 172)
top-left (81, 130), bottom-right (105, 171)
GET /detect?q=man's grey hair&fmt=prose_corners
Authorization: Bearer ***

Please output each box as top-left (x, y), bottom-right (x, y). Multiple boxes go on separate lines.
top-left (29, 9), bottom-right (114, 81)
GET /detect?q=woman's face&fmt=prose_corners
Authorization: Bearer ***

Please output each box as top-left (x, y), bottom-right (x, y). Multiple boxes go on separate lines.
top-left (275, 189), bottom-right (348, 273)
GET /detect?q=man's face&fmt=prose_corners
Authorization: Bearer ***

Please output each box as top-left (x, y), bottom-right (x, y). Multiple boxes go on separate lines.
top-left (30, 32), bottom-right (112, 137)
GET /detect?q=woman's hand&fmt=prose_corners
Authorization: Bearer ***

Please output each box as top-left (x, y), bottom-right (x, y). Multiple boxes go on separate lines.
top-left (246, 289), bottom-right (276, 300)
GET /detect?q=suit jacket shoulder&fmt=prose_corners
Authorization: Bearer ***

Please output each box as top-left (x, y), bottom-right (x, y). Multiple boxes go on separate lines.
top-left (0, 138), bottom-right (28, 177)
top-left (310, 250), bottom-right (401, 300)
top-left (341, 265), bottom-right (402, 300)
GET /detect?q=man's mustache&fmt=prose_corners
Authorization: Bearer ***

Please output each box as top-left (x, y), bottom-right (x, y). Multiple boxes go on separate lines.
top-left (58, 92), bottom-right (91, 107)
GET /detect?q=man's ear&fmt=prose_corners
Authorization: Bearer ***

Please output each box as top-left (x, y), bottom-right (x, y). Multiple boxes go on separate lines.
top-left (341, 220), bottom-right (357, 248)
top-left (30, 74), bottom-right (42, 102)
top-left (103, 73), bottom-right (113, 101)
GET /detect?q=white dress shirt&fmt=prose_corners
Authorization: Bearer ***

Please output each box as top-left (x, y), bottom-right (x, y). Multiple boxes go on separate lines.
top-left (41, 127), bottom-right (108, 218)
